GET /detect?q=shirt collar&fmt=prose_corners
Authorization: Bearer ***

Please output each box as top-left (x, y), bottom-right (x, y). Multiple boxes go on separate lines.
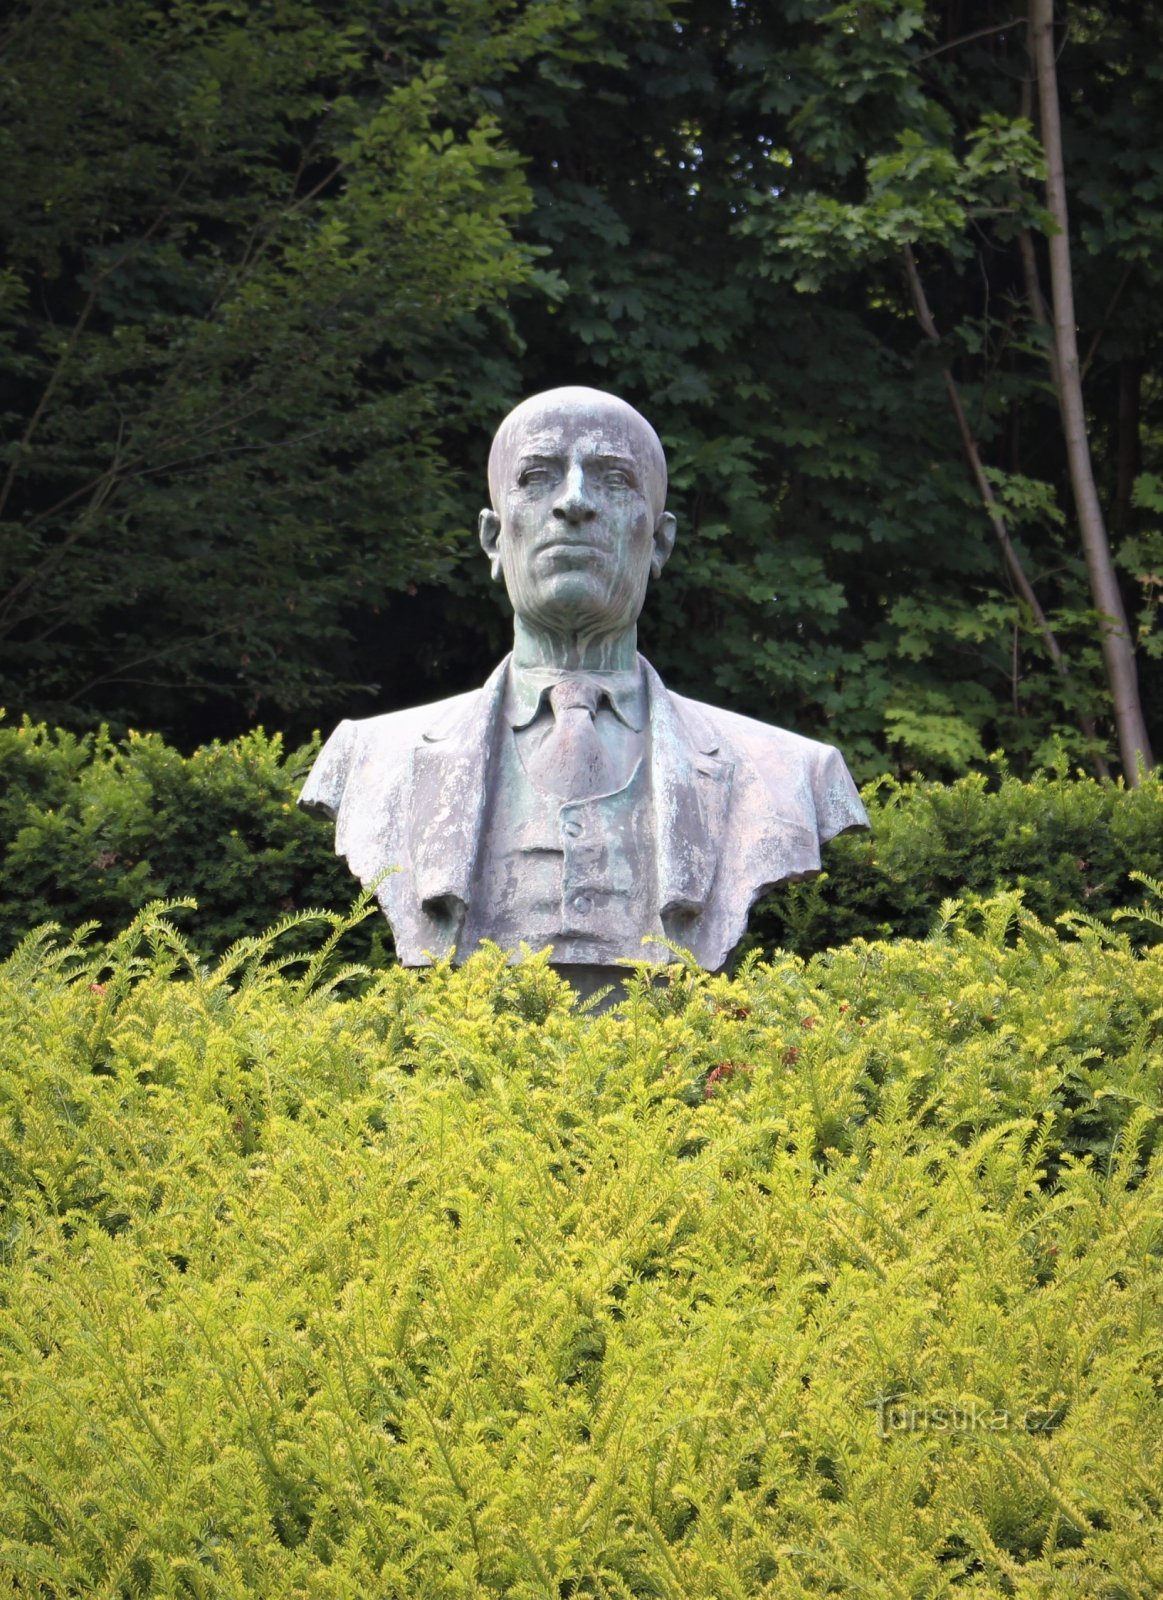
top-left (504, 659), bottom-right (646, 733)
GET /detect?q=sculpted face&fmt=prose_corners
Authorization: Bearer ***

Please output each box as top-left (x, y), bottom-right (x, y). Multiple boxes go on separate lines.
top-left (480, 388), bottom-right (676, 639)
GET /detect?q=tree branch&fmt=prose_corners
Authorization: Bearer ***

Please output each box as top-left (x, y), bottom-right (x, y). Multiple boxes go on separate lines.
top-left (915, 18), bottom-right (1025, 62)
top-left (903, 243), bottom-right (1110, 777)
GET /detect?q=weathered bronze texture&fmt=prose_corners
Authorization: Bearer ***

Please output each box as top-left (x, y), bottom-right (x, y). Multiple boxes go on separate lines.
top-left (301, 387), bottom-right (868, 974)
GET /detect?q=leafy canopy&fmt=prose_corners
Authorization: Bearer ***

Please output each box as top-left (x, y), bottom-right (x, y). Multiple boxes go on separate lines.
top-left (0, 0), bottom-right (570, 729)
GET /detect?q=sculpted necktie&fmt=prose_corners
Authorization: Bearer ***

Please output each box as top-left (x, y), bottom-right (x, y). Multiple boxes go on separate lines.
top-left (526, 678), bottom-right (614, 800)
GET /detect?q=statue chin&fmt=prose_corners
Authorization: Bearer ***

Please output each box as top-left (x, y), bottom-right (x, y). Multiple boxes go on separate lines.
top-left (513, 558), bottom-right (651, 640)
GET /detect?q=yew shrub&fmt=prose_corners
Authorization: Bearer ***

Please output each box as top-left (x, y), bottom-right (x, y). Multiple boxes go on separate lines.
top-left (0, 896), bottom-right (1160, 1595)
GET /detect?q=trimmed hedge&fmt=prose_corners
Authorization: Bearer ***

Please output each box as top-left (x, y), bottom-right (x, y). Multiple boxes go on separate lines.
top-left (0, 719), bottom-right (369, 960)
top-left (0, 899), bottom-right (1160, 1595)
top-left (751, 759), bottom-right (1163, 955)
top-left (3, 716), bottom-right (1163, 961)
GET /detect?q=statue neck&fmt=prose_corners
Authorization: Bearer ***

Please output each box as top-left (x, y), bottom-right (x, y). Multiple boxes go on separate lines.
top-left (511, 615), bottom-right (639, 673)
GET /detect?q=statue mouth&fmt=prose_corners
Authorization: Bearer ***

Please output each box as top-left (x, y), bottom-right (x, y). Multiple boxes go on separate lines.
top-left (536, 536), bottom-right (610, 558)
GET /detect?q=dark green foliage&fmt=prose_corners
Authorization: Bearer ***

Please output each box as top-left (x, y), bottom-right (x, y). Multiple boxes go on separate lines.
top-left (488, 0), bottom-right (1018, 775)
top-left (0, 0), bottom-right (568, 733)
top-left (4, 0), bottom-right (1163, 776)
top-left (751, 759), bottom-right (1163, 956)
top-left (0, 718), bottom-right (361, 959)
top-left (479, 0), bottom-right (1163, 777)
top-left (4, 717), bottom-right (1162, 965)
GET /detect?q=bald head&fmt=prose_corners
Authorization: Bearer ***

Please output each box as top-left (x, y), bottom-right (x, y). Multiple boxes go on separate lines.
top-left (487, 387), bottom-right (668, 521)
top-left (479, 384), bottom-right (677, 646)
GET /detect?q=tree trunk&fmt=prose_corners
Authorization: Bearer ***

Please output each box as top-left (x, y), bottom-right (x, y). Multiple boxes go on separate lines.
top-left (1029, 0), bottom-right (1154, 781)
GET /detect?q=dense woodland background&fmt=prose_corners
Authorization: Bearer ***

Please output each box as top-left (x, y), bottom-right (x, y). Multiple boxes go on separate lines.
top-left (2, 0), bottom-right (1161, 783)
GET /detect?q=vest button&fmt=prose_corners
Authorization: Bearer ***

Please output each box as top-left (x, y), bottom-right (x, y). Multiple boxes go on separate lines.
top-left (571, 894), bottom-right (593, 915)
top-left (562, 818), bottom-right (583, 838)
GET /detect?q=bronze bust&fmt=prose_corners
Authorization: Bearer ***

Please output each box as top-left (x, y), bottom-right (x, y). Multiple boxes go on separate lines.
top-left (300, 387), bottom-right (867, 986)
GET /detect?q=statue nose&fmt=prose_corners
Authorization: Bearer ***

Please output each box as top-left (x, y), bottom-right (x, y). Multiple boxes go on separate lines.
top-left (552, 468), bottom-right (597, 523)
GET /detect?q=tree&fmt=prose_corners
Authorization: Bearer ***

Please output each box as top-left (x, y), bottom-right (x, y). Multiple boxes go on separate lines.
top-left (0, 0), bottom-right (567, 736)
top-left (4, 0), bottom-right (1162, 783)
top-left (1029, 0), bottom-right (1153, 778)
top-left (742, 0), bottom-right (1162, 779)
top-left (413, 0), bottom-right (1162, 780)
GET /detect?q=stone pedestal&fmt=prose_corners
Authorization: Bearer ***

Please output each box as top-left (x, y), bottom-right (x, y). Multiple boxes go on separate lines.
top-left (552, 963), bottom-right (632, 1012)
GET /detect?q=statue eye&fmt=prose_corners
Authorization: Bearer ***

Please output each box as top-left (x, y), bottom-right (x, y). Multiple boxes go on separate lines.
top-left (518, 466), bottom-right (553, 487)
top-left (604, 468), bottom-right (634, 488)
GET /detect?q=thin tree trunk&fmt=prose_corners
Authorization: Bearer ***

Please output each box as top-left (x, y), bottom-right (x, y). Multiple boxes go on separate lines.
top-left (903, 245), bottom-right (1110, 778)
top-left (1029, 0), bottom-right (1154, 781)
top-left (1018, 227), bottom-right (1059, 389)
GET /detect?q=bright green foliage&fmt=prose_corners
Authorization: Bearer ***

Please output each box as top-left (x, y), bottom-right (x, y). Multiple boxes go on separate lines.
top-left (768, 115), bottom-right (1052, 290)
top-left (0, 899), bottom-right (1160, 1594)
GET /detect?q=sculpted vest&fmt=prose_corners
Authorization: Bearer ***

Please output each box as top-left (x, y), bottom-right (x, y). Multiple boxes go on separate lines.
top-left (460, 743), bottom-right (663, 965)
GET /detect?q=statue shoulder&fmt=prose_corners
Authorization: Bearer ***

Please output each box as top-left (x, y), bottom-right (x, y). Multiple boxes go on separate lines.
top-left (298, 687), bottom-right (484, 821)
top-left (666, 688), bottom-right (869, 844)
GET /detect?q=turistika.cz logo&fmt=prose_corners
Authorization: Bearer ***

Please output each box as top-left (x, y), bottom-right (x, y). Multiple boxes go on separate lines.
top-left (870, 1394), bottom-right (1066, 1439)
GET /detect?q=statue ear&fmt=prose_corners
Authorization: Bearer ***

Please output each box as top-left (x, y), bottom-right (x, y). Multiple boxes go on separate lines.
top-left (479, 509), bottom-right (502, 581)
top-left (651, 511), bottom-right (676, 579)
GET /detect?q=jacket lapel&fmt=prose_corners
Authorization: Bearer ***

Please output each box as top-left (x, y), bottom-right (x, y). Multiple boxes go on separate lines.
top-left (409, 658), bottom-right (509, 917)
top-left (643, 659), bottom-right (733, 924)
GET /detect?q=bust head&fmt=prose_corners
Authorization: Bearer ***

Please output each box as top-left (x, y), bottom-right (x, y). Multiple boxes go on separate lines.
top-left (479, 387), bottom-right (677, 650)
